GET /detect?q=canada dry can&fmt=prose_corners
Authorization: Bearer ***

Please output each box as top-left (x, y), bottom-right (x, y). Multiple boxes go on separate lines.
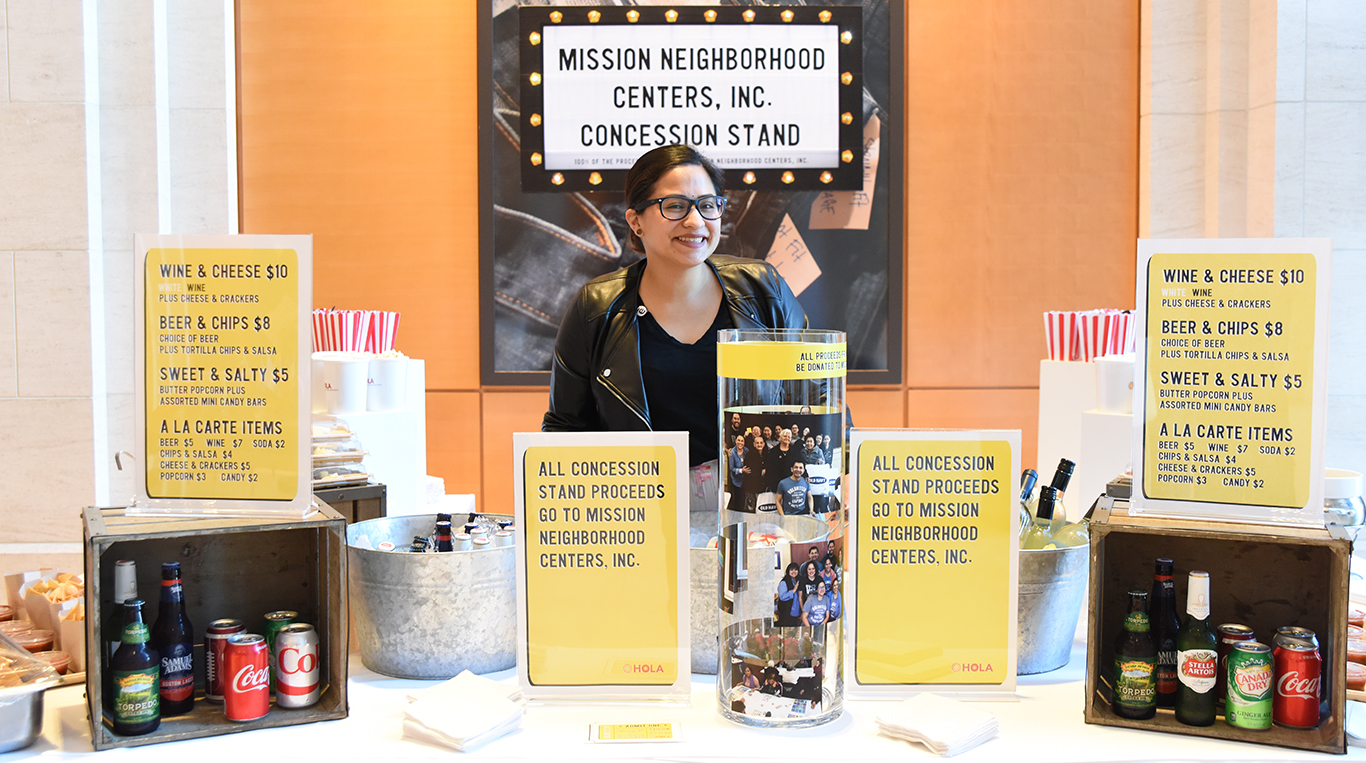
top-left (263, 610), bottom-right (297, 690)
top-left (274, 623), bottom-right (321, 709)
top-left (1273, 641), bottom-right (1322, 728)
top-left (223, 633), bottom-right (270, 722)
top-left (205, 618), bottom-right (245, 702)
top-left (1216, 623), bottom-right (1255, 702)
top-left (1226, 641), bottom-right (1273, 730)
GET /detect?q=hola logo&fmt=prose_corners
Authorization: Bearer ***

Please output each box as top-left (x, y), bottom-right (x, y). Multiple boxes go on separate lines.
top-left (951, 662), bottom-right (995, 673)
top-left (233, 664), bottom-right (270, 693)
top-left (622, 663), bottom-right (666, 674)
top-left (1277, 670), bottom-right (1320, 700)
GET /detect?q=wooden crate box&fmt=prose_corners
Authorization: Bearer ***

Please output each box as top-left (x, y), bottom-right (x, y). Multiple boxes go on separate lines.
top-left (1084, 500), bottom-right (1349, 755)
top-left (82, 506), bottom-right (349, 750)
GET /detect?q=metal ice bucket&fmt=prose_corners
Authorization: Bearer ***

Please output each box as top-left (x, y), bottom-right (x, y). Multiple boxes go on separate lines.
top-left (347, 514), bottom-right (516, 679)
top-left (1016, 544), bottom-right (1089, 674)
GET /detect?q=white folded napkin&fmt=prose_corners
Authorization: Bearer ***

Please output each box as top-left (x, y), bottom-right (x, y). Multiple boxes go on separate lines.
top-left (402, 670), bottom-right (525, 752)
top-left (875, 694), bottom-right (998, 757)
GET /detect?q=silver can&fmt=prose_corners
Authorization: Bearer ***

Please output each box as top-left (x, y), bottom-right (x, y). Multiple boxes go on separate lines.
top-left (1273, 626), bottom-right (1319, 650)
top-left (273, 622), bottom-right (321, 708)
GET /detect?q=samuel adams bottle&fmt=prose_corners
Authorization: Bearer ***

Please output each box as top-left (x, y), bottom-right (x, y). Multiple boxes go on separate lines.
top-left (111, 599), bottom-right (160, 735)
top-left (1150, 558), bottom-right (1182, 708)
top-left (1113, 589), bottom-right (1157, 719)
top-left (153, 562), bottom-right (195, 716)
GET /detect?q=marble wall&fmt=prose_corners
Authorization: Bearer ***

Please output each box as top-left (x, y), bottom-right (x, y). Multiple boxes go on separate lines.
top-left (0, 0), bottom-right (234, 578)
top-left (1142, 0), bottom-right (1366, 481)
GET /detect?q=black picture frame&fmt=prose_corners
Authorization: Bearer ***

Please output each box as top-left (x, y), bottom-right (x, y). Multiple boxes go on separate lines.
top-left (479, 0), bottom-right (903, 386)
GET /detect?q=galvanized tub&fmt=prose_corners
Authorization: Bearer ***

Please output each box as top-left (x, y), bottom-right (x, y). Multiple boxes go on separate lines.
top-left (689, 513), bottom-right (830, 675)
top-left (1017, 543), bottom-right (1089, 674)
top-left (347, 514), bottom-right (516, 679)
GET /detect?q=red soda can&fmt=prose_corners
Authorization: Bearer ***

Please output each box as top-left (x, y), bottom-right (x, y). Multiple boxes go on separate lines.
top-left (205, 618), bottom-right (245, 703)
top-left (273, 623), bottom-right (321, 709)
top-left (1216, 623), bottom-right (1256, 702)
top-left (1273, 641), bottom-right (1322, 728)
top-left (223, 633), bottom-right (271, 722)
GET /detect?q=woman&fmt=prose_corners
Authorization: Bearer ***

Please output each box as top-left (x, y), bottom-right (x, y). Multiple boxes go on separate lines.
top-left (802, 579), bottom-right (833, 626)
top-left (743, 433), bottom-right (768, 511)
top-left (726, 433), bottom-right (748, 500)
top-left (799, 560), bottom-right (822, 602)
top-left (821, 557), bottom-right (837, 588)
top-left (740, 665), bottom-right (760, 690)
top-left (765, 428), bottom-right (798, 492)
top-left (775, 562), bottom-right (803, 627)
top-left (543, 145), bottom-right (808, 482)
top-left (826, 576), bottom-right (842, 622)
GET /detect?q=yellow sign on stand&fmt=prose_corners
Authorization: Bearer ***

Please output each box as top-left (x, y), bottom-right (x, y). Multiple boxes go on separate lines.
top-left (846, 430), bottom-right (1019, 698)
top-left (134, 234), bottom-right (313, 516)
top-left (513, 433), bottom-right (689, 700)
top-left (1132, 239), bottom-right (1331, 524)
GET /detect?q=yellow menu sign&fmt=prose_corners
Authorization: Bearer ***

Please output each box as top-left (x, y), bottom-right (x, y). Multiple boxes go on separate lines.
top-left (521, 443), bottom-right (681, 687)
top-left (144, 248), bottom-right (299, 500)
top-left (851, 435), bottom-right (1016, 689)
top-left (1142, 252), bottom-right (1317, 508)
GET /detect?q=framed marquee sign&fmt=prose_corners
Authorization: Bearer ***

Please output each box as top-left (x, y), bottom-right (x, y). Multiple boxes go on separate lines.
top-left (518, 4), bottom-right (864, 192)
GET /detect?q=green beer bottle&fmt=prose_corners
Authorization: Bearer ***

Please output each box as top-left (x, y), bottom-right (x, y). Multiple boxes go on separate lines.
top-left (1175, 571), bottom-right (1218, 726)
top-left (110, 599), bottom-right (161, 736)
top-left (1112, 589), bottom-right (1157, 719)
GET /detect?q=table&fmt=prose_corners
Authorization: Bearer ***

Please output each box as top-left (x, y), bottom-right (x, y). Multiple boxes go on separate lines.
top-left (8, 631), bottom-right (1366, 762)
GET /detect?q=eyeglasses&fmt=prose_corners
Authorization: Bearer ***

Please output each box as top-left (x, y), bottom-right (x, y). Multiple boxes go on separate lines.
top-left (640, 195), bottom-right (727, 221)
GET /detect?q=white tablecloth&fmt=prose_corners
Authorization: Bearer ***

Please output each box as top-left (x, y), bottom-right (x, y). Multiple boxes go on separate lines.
top-left (7, 628), bottom-right (1366, 762)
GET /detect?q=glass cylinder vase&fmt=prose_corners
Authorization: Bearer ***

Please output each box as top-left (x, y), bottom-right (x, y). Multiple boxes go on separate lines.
top-left (715, 329), bottom-right (846, 727)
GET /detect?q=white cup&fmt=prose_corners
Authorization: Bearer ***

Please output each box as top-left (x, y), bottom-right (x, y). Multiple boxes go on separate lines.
top-left (315, 351), bottom-right (371, 415)
top-left (367, 357), bottom-right (407, 411)
top-left (1094, 353), bottom-right (1136, 414)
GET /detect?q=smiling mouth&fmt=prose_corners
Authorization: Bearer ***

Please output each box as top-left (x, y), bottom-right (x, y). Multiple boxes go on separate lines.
top-left (676, 235), bottom-right (708, 244)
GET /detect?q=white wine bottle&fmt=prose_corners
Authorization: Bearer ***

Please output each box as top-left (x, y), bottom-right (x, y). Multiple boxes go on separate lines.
top-left (1044, 458), bottom-right (1076, 530)
top-left (1018, 468), bottom-right (1039, 541)
top-left (1022, 486), bottom-right (1062, 549)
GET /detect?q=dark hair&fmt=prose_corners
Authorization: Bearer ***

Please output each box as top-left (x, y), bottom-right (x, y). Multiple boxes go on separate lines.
top-left (623, 145), bottom-right (725, 253)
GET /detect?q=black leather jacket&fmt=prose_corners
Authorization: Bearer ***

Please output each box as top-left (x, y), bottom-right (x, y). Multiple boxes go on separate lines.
top-left (543, 255), bottom-right (808, 432)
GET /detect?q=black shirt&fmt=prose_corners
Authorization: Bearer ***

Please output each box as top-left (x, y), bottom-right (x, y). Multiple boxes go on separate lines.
top-left (638, 301), bottom-right (733, 467)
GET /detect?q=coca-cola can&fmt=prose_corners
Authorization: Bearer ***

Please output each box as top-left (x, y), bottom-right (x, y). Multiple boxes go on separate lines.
top-left (1274, 641), bottom-right (1322, 728)
top-left (223, 633), bottom-right (271, 722)
top-left (273, 623), bottom-right (321, 709)
top-left (1216, 623), bottom-right (1256, 702)
top-left (205, 618), bottom-right (245, 702)
top-left (1273, 626), bottom-right (1319, 651)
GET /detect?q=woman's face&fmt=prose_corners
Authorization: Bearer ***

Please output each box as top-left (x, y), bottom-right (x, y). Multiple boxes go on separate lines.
top-left (824, 558), bottom-right (834, 572)
top-left (817, 581), bottom-right (827, 597)
top-left (754, 436), bottom-right (765, 451)
top-left (787, 566), bottom-right (798, 580)
top-left (624, 164), bottom-right (721, 269)
top-left (805, 564), bottom-right (818, 580)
